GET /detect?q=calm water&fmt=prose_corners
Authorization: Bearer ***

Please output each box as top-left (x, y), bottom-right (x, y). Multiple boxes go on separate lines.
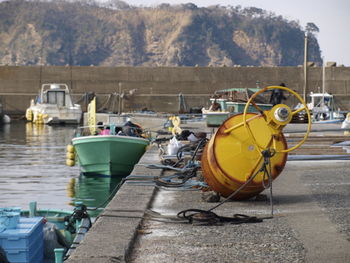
top-left (0, 121), bottom-right (120, 216)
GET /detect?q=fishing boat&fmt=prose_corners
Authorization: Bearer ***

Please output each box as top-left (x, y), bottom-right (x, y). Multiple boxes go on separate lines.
top-left (0, 99), bottom-right (10, 125)
top-left (25, 83), bottom-right (82, 125)
top-left (307, 92), bottom-right (345, 123)
top-left (70, 98), bottom-right (150, 177)
top-left (0, 100), bottom-right (4, 126)
top-left (302, 63), bottom-right (345, 124)
top-left (0, 202), bottom-right (91, 263)
top-left (202, 88), bottom-right (273, 127)
top-left (20, 201), bottom-right (90, 243)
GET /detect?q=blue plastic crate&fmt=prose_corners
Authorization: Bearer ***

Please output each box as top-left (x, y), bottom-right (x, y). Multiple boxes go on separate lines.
top-left (0, 211), bottom-right (20, 230)
top-left (30, 245), bottom-right (44, 263)
top-left (5, 238), bottom-right (43, 263)
top-left (18, 218), bottom-right (44, 244)
top-left (19, 217), bottom-right (43, 224)
top-left (0, 216), bottom-right (43, 251)
top-left (0, 217), bottom-right (43, 250)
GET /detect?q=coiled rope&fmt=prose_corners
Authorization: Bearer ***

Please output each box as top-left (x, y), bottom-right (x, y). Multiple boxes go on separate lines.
top-left (176, 149), bottom-right (275, 225)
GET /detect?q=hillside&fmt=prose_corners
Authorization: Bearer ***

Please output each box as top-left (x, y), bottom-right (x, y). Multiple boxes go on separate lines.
top-left (0, 0), bottom-right (322, 66)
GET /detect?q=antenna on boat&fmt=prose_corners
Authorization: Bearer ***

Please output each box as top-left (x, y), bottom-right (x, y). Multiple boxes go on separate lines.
top-left (39, 39), bottom-right (43, 89)
top-left (39, 65), bottom-right (42, 90)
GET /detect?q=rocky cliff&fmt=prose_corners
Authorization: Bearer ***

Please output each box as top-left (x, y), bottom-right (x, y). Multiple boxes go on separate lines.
top-left (0, 0), bottom-right (322, 66)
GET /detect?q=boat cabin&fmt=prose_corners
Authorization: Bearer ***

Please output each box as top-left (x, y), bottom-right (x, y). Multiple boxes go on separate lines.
top-left (308, 92), bottom-right (344, 121)
top-left (40, 84), bottom-right (74, 107)
top-left (308, 92), bottom-right (334, 110)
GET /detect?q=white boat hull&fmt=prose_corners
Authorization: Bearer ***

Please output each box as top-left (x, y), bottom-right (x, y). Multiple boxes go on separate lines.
top-left (28, 104), bottom-right (82, 124)
top-left (26, 83), bottom-right (82, 125)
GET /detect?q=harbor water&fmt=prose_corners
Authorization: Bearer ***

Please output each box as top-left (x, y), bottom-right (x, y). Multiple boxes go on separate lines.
top-left (0, 121), bottom-right (121, 217)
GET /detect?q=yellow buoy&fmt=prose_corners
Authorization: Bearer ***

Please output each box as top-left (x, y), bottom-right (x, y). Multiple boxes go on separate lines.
top-left (33, 112), bottom-right (44, 124)
top-left (201, 86), bottom-right (311, 200)
top-left (66, 152), bottom-right (75, 160)
top-left (66, 178), bottom-right (76, 198)
top-left (66, 144), bottom-right (75, 153)
top-left (66, 159), bottom-right (75, 167)
top-left (25, 109), bottom-right (33, 121)
top-left (66, 144), bottom-right (75, 166)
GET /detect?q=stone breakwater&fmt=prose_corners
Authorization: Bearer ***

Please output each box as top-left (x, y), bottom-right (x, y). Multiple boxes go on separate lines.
top-left (1, 65), bottom-right (350, 115)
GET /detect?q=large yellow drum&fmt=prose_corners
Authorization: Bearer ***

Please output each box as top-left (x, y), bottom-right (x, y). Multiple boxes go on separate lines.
top-left (202, 113), bottom-right (288, 200)
top-left (201, 86), bottom-right (311, 200)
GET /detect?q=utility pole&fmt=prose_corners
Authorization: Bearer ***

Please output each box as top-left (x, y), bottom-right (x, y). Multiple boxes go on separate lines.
top-left (303, 31), bottom-right (308, 101)
top-left (118, 82), bottom-right (122, 115)
top-left (322, 57), bottom-right (326, 94)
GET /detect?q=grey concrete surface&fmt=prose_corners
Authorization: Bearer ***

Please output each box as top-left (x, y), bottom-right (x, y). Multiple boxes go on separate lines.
top-left (66, 123), bottom-right (350, 263)
top-left (275, 162), bottom-right (350, 263)
top-left (128, 160), bottom-right (350, 263)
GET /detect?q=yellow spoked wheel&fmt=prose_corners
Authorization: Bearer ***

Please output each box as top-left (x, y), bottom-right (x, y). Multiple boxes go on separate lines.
top-left (242, 86), bottom-right (311, 153)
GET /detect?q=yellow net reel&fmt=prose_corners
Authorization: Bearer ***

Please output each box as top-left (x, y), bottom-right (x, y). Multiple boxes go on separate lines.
top-left (201, 86), bottom-right (311, 200)
top-left (169, 116), bottom-right (182, 135)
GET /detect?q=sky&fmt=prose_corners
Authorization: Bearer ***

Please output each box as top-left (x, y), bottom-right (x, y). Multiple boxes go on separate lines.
top-left (102, 0), bottom-right (350, 66)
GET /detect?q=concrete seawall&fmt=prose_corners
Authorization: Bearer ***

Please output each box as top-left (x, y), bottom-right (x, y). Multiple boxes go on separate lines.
top-left (65, 145), bottom-right (161, 263)
top-left (1, 66), bottom-right (350, 115)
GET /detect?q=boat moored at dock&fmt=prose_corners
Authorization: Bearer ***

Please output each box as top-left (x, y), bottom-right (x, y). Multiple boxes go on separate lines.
top-left (0, 202), bottom-right (91, 263)
top-left (72, 133), bottom-right (149, 177)
top-left (69, 98), bottom-right (150, 177)
top-left (26, 83), bottom-right (82, 125)
top-left (0, 99), bottom-right (11, 125)
top-left (308, 92), bottom-right (345, 123)
top-left (202, 88), bottom-right (273, 127)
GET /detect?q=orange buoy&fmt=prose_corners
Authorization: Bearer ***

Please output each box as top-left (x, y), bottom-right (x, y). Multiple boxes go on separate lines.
top-left (201, 113), bottom-right (288, 200)
top-left (201, 86), bottom-right (311, 200)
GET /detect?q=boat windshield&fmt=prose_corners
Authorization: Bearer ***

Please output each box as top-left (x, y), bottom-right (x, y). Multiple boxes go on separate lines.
top-left (46, 91), bottom-right (66, 106)
top-left (313, 96), bottom-right (332, 108)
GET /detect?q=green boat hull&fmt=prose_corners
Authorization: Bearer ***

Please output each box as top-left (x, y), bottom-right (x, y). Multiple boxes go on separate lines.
top-left (72, 135), bottom-right (149, 177)
top-left (204, 112), bottom-right (231, 127)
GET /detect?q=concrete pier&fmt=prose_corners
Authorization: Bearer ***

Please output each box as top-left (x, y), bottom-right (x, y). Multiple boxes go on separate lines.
top-left (66, 122), bottom-right (350, 263)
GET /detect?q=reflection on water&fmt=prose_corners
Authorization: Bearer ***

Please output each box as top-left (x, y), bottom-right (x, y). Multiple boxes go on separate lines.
top-left (0, 121), bottom-right (119, 215)
top-left (68, 176), bottom-right (122, 217)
